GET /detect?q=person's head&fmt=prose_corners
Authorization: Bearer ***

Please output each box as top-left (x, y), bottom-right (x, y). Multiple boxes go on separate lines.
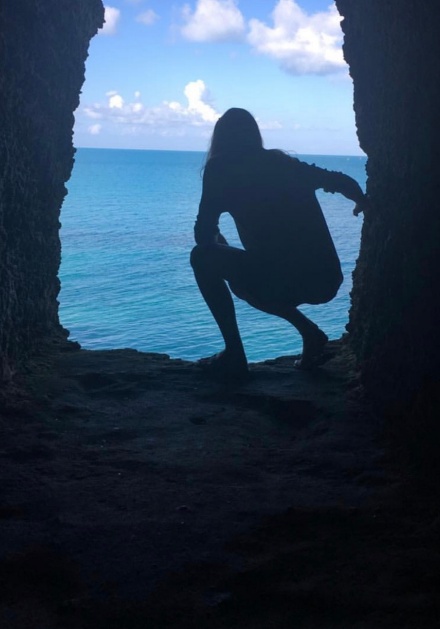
top-left (206, 108), bottom-right (263, 161)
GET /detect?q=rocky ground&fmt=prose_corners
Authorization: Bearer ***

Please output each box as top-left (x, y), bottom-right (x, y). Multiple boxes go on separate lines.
top-left (0, 342), bottom-right (438, 628)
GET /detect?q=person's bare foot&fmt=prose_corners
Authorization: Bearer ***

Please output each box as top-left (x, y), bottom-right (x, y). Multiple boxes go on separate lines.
top-left (196, 349), bottom-right (249, 381)
top-left (294, 329), bottom-right (329, 370)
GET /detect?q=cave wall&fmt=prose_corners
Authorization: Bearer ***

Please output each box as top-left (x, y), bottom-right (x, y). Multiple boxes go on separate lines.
top-left (336, 0), bottom-right (440, 415)
top-left (0, 0), bottom-right (104, 379)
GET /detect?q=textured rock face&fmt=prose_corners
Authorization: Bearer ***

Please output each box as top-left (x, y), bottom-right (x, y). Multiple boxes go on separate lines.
top-left (0, 0), bottom-right (104, 379)
top-left (1, 1), bottom-right (439, 421)
top-left (336, 0), bottom-right (440, 415)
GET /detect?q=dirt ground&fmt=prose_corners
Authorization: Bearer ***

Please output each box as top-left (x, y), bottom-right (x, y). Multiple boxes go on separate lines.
top-left (0, 342), bottom-right (439, 628)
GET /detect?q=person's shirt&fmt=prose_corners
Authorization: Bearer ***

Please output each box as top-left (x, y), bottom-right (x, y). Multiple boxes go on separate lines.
top-left (194, 148), bottom-right (348, 279)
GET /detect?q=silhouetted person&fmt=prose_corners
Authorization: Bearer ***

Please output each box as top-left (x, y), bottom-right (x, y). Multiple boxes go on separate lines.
top-left (190, 108), bottom-right (367, 379)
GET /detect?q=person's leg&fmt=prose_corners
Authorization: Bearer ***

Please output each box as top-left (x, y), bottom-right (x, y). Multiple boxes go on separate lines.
top-left (190, 244), bottom-right (248, 372)
top-left (262, 303), bottom-right (328, 368)
top-left (191, 244), bottom-right (329, 370)
top-left (239, 291), bottom-right (329, 368)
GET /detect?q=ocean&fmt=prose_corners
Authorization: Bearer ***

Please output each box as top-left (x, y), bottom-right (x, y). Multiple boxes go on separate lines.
top-left (59, 148), bottom-right (366, 363)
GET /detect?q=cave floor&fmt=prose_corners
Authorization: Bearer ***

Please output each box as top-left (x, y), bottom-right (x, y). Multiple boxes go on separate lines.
top-left (0, 343), bottom-right (439, 628)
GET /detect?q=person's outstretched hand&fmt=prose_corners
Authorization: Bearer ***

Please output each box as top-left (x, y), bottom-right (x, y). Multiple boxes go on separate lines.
top-left (353, 195), bottom-right (370, 216)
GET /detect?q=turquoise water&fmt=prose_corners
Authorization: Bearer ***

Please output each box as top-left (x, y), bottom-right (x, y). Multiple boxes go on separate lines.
top-left (59, 148), bottom-right (366, 362)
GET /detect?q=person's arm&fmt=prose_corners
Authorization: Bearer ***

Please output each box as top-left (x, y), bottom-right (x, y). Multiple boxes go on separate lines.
top-left (300, 161), bottom-right (369, 216)
top-left (194, 160), bottom-right (225, 245)
top-left (216, 232), bottom-right (229, 245)
top-left (323, 171), bottom-right (369, 216)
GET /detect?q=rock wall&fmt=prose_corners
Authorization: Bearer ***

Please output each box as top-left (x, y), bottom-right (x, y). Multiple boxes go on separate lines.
top-left (0, 0), bottom-right (104, 379)
top-left (336, 0), bottom-right (440, 416)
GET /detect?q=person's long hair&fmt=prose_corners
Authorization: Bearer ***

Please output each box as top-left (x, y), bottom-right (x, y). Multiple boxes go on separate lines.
top-left (206, 108), bottom-right (263, 162)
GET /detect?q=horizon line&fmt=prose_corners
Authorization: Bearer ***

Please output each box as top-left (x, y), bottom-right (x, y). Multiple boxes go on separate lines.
top-left (75, 146), bottom-right (366, 158)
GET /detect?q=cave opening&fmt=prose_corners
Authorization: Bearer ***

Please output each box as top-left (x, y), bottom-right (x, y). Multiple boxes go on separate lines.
top-left (57, 1), bottom-right (365, 364)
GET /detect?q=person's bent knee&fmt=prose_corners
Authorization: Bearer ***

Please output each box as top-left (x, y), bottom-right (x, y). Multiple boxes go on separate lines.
top-left (190, 244), bottom-right (211, 270)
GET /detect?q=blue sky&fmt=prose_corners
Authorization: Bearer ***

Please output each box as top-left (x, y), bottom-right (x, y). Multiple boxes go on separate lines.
top-left (74, 0), bottom-right (362, 155)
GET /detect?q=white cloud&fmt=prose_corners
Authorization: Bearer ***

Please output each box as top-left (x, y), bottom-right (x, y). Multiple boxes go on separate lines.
top-left (99, 6), bottom-right (121, 36)
top-left (88, 124), bottom-right (102, 135)
top-left (83, 107), bottom-right (103, 120)
top-left (107, 93), bottom-right (125, 109)
top-left (181, 0), bottom-right (245, 43)
top-left (257, 119), bottom-right (282, 131)
top-left (132, 102), bottom-right (144, 113)
top-left (248, 0), bottom-right (345, 75)
top-left (83, 81), bottom-right (221, 134)
top-left (183, 80), bottom-right (219, 122)
top-left (136, 9), bottom-right (159, 26)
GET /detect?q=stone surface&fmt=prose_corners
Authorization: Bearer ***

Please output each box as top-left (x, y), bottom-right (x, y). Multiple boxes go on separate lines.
top-left (0, 0), bottom-right (104, 380)
top-left (336, 0), bottom-right (440, 418)
top-left (0, 348), bottom-right (438, 627)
